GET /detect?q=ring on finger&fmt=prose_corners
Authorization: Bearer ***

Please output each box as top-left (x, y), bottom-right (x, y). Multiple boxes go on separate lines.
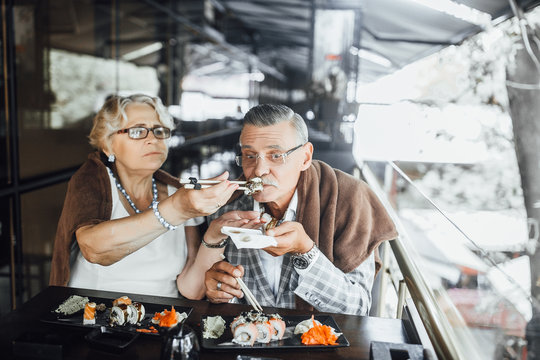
top-left (216, 281), bottom-right (222, 291)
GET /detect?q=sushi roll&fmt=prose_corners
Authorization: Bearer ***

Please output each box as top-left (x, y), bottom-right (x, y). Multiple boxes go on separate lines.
top-left (254, 320), bottom-right (273, 344)
top-left (232, 322), bottom-right (258, 346)
top-left (268, 314), bottom-right (286, 340)
top-left (109, 304), bottom-right (134, 326)
top-left (83, 302), bottom-right (96, 325)
top-left (245, 310), bottom-right (263, 322)
top-left (132, 302), bottom-right (145, 324)
top-left (230, 314), bottom-right (247, 332)
top-left (112, 295), bottom-right (132, 307)
top-left (230, 310), bottom-right (261, 331)
top-left (126, 302), bottom-right (145, 325)
top-left (126, 305), bottom-right (138, 325)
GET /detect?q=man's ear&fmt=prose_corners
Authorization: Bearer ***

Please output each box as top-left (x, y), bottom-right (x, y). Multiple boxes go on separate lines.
top-left (300, 142), bottom-right (313, 171)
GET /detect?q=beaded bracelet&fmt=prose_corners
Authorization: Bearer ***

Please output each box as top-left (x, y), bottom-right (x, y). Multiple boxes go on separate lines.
top-left (201, 236), bottom-right (229, 248)
top-left (152, 201), bottom-right (178, 231)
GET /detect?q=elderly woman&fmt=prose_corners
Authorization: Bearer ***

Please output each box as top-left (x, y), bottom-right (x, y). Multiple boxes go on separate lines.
top-left (50, 94), bottom-right (258, 298)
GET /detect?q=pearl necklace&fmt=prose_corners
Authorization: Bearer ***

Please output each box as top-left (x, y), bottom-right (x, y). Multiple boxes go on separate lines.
top-left (107, 167), bottom-right (158, 214)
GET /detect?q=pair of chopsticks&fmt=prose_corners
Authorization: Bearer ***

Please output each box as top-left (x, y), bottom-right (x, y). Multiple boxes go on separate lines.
top-left (219, 254), bottom-right (263, 312)
top-left (180, 178), bottom-right (249, 191)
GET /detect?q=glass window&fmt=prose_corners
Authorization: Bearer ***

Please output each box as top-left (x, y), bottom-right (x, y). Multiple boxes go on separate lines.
top-left (20, 183), bottom-right (67, 301)
top-left (0, 195), bottom-right (12, 316)
top-left (9, 0), bottom-right (165, 307)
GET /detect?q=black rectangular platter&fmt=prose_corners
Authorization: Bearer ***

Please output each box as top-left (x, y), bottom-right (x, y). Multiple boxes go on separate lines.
top-left (41, 295), bottom-right (192, 336)
top-left (201, 314), bottom-right (349, 350)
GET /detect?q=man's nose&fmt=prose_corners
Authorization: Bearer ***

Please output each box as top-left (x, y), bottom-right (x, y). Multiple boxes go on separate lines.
top-left (253, 156), bottom-right (270, 177)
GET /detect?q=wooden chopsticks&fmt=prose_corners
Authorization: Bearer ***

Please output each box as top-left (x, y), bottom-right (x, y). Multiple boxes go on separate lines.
top-left (179, 179), bottom-right (247, 185)
top-left (180, 178), bottom-right (248, 191)
top-left (220, 254), bottom-right (263, 312)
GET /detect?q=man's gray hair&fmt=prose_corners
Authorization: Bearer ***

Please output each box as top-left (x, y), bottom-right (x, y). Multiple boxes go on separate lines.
top-left (242, 104), bottom-right (308, 144)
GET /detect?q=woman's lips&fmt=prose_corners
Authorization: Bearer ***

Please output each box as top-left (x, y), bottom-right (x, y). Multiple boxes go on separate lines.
top-left (145, 151), bottom-right (163, 157)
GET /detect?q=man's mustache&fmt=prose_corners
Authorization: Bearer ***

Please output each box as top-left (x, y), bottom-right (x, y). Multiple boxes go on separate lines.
top-left (260, 177), bottom-right (278, 187)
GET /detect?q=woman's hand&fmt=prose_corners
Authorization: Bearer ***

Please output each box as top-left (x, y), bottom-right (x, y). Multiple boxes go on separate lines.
top-left (203, 210), bottom-right (262, 245)
top-left (171, 171), bottom-right (239, 219)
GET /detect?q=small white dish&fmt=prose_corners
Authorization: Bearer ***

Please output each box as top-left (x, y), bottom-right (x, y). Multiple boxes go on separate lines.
top-left (221, 226), bottom-right (277, 249)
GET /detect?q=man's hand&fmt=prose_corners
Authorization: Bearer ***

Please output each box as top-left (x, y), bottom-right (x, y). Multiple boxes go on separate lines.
top-left (264, 221), bottom-right (314, 256)
top-left (203, 210), bottom-right (262, 245)
top-left (204, 261), bottom-right (245, 303)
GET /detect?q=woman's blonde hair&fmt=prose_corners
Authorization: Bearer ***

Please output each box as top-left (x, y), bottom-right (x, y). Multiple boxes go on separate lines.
top-left (89, 94), bottom-right (174, 151)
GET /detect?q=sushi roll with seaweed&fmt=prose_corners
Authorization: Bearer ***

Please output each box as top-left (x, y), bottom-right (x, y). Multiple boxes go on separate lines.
top-left (254, 320), bottom-right (273, 343)
top-left (232, 322), bottom-right (258, 346)
top-left (268, 314), bottom-right (286, 340)
top-left (230, 314), bottom-right (247, 332)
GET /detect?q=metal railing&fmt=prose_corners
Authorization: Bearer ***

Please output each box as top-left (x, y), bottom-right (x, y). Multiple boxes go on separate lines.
top-left (358, 162), bottom-right (475, 360)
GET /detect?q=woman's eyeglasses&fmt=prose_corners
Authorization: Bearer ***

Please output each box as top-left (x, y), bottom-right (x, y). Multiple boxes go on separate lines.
top-left (235, 143), bottom-right (304, 167)
top-left (116, 126), bottom-right (171, 140)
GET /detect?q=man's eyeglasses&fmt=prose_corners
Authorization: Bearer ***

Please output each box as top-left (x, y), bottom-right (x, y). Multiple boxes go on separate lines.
top-left (116, 126), bottom-right (171, 140)
top-left (235, 143), bottom-right (305, 167)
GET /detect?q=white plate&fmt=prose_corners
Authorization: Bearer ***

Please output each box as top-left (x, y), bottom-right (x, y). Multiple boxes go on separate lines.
top-left (221, 226), bottom-right (277, 249)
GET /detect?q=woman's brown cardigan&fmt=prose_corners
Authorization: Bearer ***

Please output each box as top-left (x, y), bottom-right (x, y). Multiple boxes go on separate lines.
top-left (49, 152), bottom-right (181, 286)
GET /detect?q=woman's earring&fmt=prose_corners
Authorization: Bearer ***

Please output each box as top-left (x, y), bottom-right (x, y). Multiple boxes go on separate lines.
top-left (108, 154), bottom-right (115, 163)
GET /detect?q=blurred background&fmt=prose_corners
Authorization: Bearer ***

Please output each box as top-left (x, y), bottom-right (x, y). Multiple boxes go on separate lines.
top-left (2, 1), bottom-right (540, 359)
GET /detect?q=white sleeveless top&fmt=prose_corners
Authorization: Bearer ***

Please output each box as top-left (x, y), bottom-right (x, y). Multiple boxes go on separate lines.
top-left (69, 171), bottom-right (202, 298)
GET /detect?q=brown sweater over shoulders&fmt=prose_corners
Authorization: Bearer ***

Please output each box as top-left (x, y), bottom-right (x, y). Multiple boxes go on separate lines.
top-left (49, 151), bottom-right (181, 286)
top-left (296, 160), bottom-right (398, 274)
top-left (229, 160), bottom-right (398, 274)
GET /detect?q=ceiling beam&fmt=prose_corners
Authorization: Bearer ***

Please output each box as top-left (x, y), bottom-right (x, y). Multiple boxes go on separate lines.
top-left (141, 0), bottom-right (286, 81)
top-left (363, 26), bottom-right (458, 45)
top-left (228, 8), bottom-right (310, 22)
top-left (220, 0), bottom-right (310, 9)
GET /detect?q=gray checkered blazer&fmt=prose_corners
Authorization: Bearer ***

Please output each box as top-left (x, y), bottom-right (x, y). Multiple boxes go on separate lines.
top-left (208, 193), bottom-right (375, 315)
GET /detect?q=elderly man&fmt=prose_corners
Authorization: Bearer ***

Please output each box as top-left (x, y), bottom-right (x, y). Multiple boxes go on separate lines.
top-left (201, 104), bottom-right (397, 315)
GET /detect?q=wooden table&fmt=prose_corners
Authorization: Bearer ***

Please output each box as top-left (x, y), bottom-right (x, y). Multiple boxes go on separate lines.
top-left (0, 286), bottom-right (418, 359)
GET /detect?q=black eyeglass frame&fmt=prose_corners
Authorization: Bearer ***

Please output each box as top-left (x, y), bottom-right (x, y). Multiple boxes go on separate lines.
top-left (116, 126), bottom-right (171, 140)
top-left (235, 143), bottom-right (305, 167)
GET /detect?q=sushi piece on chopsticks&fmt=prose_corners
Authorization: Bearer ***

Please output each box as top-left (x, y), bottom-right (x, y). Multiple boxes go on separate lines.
top-left (181, 177), bottom-right (264, 196)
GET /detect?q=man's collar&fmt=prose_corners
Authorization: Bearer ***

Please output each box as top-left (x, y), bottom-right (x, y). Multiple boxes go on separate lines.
top-left (253, 189), bottom-right (298, 221)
